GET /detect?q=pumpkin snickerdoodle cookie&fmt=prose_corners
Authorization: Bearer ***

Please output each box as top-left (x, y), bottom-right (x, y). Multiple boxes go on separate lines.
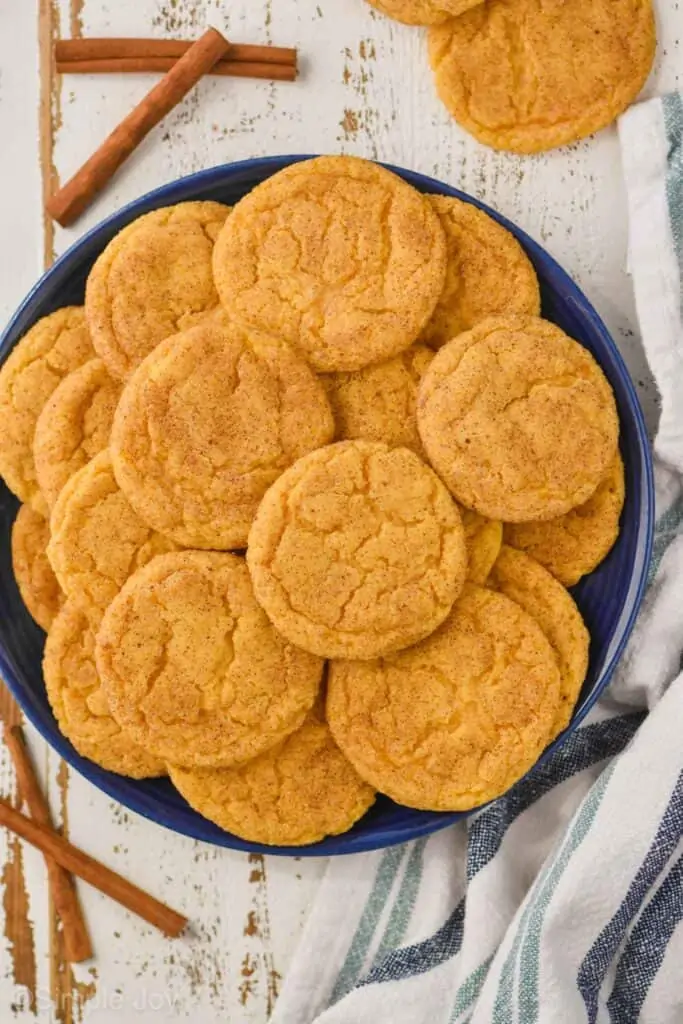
top-left (110, 315), bottom-right (334, 550)
top-left (85, 201), bottom-right (231, 380)
top-left (247, 440), bottom-right (467, 660)
top-left (43, 602), bottom-right (165, 779)
top-left (33, 358), bottom-right (122, 509)
top-left (417, 316), bottom-right (619, 522)
top-left (322, 343), bottom-right (434, 454)
top-left (488, 546), bottom-right (590, 735)
top-left (421, 196), bottom-right (540, 348)
top-left (461, 507), bottom-right (502, 585)
top-left (428, 0), bottom-right (656, 154)
top-left (505, 454), bottom-right (625, 587)
top-left (169, 707), bottom-right (375, 846)
top-left (95, 551), bottom-right (323, 769)
top-left (366, 0), bottom-right (482, 27)
top-left (327, 584), bottom-right (561, 811)
top-left (0, 308), bottom-right (95, 514)
top-left (11, 505), bottom-right (63, 631)
top-left (212, 156), bottom-right (447, 372)
top-left (47, 451), bottom-right (177, 624)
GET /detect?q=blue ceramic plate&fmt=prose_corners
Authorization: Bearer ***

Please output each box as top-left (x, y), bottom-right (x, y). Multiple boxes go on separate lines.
top-left (0, 157), bottom-right (654, 857)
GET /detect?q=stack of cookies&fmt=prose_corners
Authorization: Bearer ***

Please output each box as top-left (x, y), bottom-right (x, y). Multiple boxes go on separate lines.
top-left (365, 0), bottom-right (656, 154)
top-left (0, 156), bottom-right (624, 846)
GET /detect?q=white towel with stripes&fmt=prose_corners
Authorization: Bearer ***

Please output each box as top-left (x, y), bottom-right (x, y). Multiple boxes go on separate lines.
top-left (270, 91), bottom-right (683, 1024)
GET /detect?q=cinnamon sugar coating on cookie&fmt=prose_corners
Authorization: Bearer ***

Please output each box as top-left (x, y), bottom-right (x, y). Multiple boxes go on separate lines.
top-left (428, 0), bottom-right (655, 153)
top-left (34, 358), bottom-right (122, 508)
top-left (86, 201), bottom-right (231, 380)
top-left (488, 546), bottom-right (589, 735)
top-left (418, 316), bottom-right (619, 522)
top-left (212, 156), bottom-right (447, 372)
top-left (110, 314), bottom-right (334, 550)
top-left (169, 708), bottom-right (375, 846)
top-left (44, 602), bottom-right (165, 779)
top-left (327, 584), bottom-right (561, 810)
top-left (247, 440), bottom-right (467, 660)
top-left (12, 505), bottom-right (63, 630)
top-left (96, 551), bottom-right (322, 768)
top-left (0, 308), bottom-right (95, 513)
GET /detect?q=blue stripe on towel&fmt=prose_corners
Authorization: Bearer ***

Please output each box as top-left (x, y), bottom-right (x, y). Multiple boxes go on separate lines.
top-left (607, 852), bottom-right (683, 1023)
top-left (577, 770), bottom-right (683, 1023)
top-left (361, 714), bottom-right (644, 988)
top-left (466, 714), bottom-right (645, 882)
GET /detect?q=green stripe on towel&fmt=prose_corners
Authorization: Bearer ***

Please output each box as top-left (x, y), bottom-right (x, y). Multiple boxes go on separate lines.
top-left (492, 763), bottom-right (615, 1024)
top-left (330, 845), bottom-right (407, 1004)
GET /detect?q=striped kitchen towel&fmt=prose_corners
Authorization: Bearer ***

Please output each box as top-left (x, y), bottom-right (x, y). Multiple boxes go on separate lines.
top-left (270, 92), bottom-right (683, 1024)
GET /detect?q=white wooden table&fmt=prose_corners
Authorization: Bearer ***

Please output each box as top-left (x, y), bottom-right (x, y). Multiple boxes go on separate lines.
top-left (0, 2), bottom-right (677, 1020)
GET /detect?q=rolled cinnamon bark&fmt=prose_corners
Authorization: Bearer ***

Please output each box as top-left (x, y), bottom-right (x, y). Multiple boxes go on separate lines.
top-left (47, 28), bottom-right (232, 227)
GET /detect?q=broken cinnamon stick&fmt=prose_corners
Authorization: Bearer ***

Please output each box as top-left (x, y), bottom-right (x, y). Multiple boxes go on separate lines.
top-left (0, 798), bottom-right (187, 938)
top-left (55, 37), bottom-right (297, 68)
top-left (46, 27), bottom-right (231, 227)
top-left (4, 725), bottom-right (93, 962)
top-left (56, 57), bottom-right (297, 82)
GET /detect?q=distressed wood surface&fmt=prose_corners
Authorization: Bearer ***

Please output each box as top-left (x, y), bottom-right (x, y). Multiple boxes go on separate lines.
top-left (0, 0), bottom-right (678, 1020)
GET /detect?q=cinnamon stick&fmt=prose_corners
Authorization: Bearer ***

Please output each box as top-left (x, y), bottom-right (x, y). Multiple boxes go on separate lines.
top-left (4, 726), bottom-right (92, 962)
top-left (56, 57), bottom-right (297, 82)
top-left (55, 38), bottom-right (297, 68)
top-left (0, 798), bottom-right (187, 938)
top-left (46, 27), bottom-right (232, 227)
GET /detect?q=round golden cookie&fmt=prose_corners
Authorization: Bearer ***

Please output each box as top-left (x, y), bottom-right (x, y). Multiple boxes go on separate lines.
top-left (428, 0), bottom-right (656, 154)
top-left (11, 505), bottom-right (63, 631)
top-left (85, 201), bottom-right (231, 380)
top-left (0, 308), bottom-right (95, 514)
top-left (169, 708), bottom-right (375, 846)
top-left (366, 0), bottom-right (483, 26)
top-left (421, 196), bottom-right (540, 348)
top-left (212, 156), bottom-right (448, 372)
top-left (47, 451), bottom-right (178, 624)
top-left (95, 551), bottom-right (323, 769)
top-left (505, 454), bottom-right (625, 587)
top-left (246, 440), bottom-right (467, 660)
top-left (322, 344), bottom-right (434, 454)
top-left (461, 507), bottom-right (502, 585)
top-left (417, 316), bottom-right (620, 522)
top-left (327, 584), bottom-right (561, 811)
top-left (110, 315), bottom-right (334, 550)
top-left (33, 358), bottom-right (122, 509)
top-left (43, 602), bottom-right (165, 778)
top-left (488, 546), bottom-right (589, 736)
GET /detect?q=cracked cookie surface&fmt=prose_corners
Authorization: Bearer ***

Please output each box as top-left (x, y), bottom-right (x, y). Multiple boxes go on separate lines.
top-left (44, 602), bottom-right (165, 778)
top-left (169, 707), bottom-right (375, 846)
top-left (34, 358), bottom-right (122, 509)
top-left (0, 308), bottom-right (95, 514)
top-left (110, 314), bottom-right (334, 550)
top-left (488, 546), bottom-right (589, 735)
top-left (327, 583), bottom-right (561, 810)
top-left (95, 551), bottom-right (323, 768)
top-left (212, 156), bottom-right (447, 372)
top-left (505, 454), bottom-right (625, 586)
top-left (48, 450), bottom-right (178, 624)
top-left (422, 196), bottom-right (540, 348)
top-left (85, 201), bottom-right (231, 380)
top-left (322, 344), bottom-right (434, 455)
top-left (366, 0), bottom-right (483, 26)
top-left (247, 440), bottom-right (467, 660)
top-left (428, 0), bottom-right (656, 154)
top-left (417, 316), bottom-right (619, 522)
top-left (12, 505), bottom-right (63, 631)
